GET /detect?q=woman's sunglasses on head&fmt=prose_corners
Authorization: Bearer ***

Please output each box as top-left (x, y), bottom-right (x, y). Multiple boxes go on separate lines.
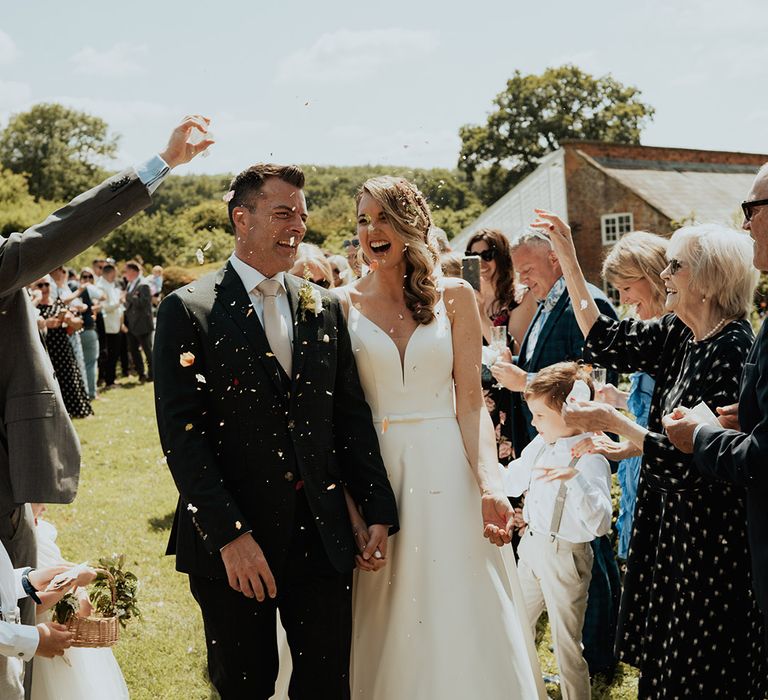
top-left (465, 248), bottom-right (497, 262)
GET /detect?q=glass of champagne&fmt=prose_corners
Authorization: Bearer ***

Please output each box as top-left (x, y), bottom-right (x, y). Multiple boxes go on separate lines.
top-left (591, 366), bottom-right (607, 399)
top-left (490, 326), bottom-right (507, 389)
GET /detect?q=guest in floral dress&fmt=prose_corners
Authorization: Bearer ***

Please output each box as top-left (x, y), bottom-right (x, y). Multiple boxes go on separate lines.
top-left (466, 229), bottom-right (537, 464)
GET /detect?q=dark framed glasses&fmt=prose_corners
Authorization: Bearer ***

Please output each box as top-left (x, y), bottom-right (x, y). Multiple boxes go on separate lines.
top-left (342, 238), bottom-right (360, 249)
top-left (35, 282), bottom-right (50, 289)
top-left (465, 248), bottom-right (497, 262)
top-left (741, 198), bottom-right (768, 222)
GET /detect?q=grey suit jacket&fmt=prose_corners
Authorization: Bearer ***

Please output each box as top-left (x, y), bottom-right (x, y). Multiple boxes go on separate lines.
top-left (0, 170), bottom-right (151, 513)
top-left (123, 276), bottom-right (154, 336)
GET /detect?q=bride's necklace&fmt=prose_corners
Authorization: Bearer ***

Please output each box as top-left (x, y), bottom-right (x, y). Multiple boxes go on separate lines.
top-left (694, 317), bottom-right (729, 343)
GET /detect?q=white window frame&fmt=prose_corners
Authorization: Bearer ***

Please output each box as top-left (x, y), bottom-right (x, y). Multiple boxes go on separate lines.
top-left (601, 212), bottom-right (634, 246)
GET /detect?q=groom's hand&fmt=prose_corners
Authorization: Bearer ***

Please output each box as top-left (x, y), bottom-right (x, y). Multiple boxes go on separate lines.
top-left (220, 533), bottom-right (277, 601)
top-left (357, 524), bottom-right (389, 572)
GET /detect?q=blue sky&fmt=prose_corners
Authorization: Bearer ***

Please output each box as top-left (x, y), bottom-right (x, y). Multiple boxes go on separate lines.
top-left (2, 0), bottom-right (767, 176)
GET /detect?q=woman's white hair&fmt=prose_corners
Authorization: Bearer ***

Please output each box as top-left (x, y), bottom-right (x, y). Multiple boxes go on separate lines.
top-left (667, 223), bottom-right (759, 319)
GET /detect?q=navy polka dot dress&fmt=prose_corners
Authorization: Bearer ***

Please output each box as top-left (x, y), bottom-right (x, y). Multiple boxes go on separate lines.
top-left (585, 314), bottom-right (766, 699)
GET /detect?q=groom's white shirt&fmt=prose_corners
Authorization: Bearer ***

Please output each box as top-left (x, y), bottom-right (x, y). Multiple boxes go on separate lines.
top-left (228, 254), bottom-right (294, 345)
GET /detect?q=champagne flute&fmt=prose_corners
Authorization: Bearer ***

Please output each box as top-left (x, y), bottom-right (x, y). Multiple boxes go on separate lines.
top-left (490, 326), bottom-right (507, 389)
top-left (591, 366), bottom-right (607, 399)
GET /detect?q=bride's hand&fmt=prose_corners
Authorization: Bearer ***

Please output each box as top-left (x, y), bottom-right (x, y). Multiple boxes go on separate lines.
top-left (481, 492), bottom-right (514, 547)
top-left (355, 524), bottom-right (388, 573)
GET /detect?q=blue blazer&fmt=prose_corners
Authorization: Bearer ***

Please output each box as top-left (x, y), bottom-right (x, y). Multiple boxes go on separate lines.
top-left (512, 283), bottom-right (618, 453)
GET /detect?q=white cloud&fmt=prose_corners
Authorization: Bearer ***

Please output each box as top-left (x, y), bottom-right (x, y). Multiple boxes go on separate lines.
top-left (276, 28), bottom-right (438, 84)
top-left (0, 81), bottom-right (32, 123)
top-left (70, 43), bottom-right (148, 77)
top-left (0, 29), bottom-right (16, 65)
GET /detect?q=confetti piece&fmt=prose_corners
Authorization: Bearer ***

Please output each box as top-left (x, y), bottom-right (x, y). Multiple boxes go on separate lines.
top-left (382, 417), bottom-right (390, 434)
top-left (223, 190), bottom-right (235, 203)
top-left (185, 423), bottom-right (193, 431)
top-left (246, 307), bottom-right (254, 317)
top-left (326, 483), bottom-right (337, 490)
top-left (266, 351), bottom-right (275, 357)
top-left (195, 374), bottom-right (206, 384)
top-left (179, 352), bottom-right (195, 367)
top-left (203, 241), bottom-right (212, 251)
top-left (235, 521), bottom-right (242, 530)
top-left (579, 299), bottom-right (589, 310)
top-left (195, 248), bottom-right (205, 265)
top-left (369, 260), bottom-right (380, 271)
top-left (187, 503), bottom-right (198, 513)
top-left (285, 472), bottom-right (294, 482)
top-left (322, 334), bottom-right (330, 343)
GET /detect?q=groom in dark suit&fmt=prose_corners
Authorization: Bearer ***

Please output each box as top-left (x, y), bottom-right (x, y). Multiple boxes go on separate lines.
top-left (154, 164), bottom-right (399, 699)
top-left (665, 162), bottom-right (768, 639)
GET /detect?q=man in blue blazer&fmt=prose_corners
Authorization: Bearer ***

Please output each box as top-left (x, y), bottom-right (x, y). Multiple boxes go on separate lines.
top-left (492, 229), bottom-right (620, 679)
top-left (665, 163), bottom-right (768, 642)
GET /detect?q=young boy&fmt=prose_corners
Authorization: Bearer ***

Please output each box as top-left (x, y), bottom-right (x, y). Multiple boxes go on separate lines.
top-left (502, 362), bottom-right (612, 700)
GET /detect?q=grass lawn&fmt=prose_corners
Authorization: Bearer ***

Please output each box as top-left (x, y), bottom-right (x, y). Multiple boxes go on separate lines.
top-left (48, 378), bottom-right (638, 699)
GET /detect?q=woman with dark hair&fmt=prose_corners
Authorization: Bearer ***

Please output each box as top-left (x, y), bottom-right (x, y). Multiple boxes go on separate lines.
top-left (466, 229), bottom-right (537, 464)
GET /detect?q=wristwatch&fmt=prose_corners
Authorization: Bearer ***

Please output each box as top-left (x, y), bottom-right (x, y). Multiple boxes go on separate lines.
top-left (20, 567), bottom-right (43, 605)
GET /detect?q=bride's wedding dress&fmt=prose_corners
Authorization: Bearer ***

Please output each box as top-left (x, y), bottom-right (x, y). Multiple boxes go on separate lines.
top-left (347, 297), bottom-right (545, 699)
top-left (272, 295), bottom-right (545, 699)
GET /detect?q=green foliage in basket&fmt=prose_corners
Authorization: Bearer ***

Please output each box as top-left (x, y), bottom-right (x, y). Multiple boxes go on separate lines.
top-left (51, 554), bottom-right (142, 629)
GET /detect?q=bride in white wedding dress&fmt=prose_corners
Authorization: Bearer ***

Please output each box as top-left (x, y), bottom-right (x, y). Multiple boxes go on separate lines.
top-left (273, 176), bottom-right (544, 699)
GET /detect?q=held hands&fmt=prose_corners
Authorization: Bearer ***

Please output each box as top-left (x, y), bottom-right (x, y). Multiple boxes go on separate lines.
top-left (354, 524), bottom-right (389, 573)
top-left (220, 532), bottom-right (277, 602)
top-left (160, 115), bottom-right (215, 169)
top-left (35, 622), bottom-right (73, 658)
top-left (481, 492), bottom-right (515, 547)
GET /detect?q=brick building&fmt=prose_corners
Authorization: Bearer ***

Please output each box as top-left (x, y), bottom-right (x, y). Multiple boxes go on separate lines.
top-left (453, 141), bottom-right (768, 290)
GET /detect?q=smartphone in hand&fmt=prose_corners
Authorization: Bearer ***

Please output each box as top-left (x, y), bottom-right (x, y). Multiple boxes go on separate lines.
top-left (461, 255), bottom-right (481, 292)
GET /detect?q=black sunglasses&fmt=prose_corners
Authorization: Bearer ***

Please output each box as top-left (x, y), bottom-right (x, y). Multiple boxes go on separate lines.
top-left (35, 282), bottom-right (50, 289)
top-left (342, 238), bottom-right (360, 249)
top-left (465, 249), bottom-right (497, 262)
top-left (741, 198), bottom-right (768, 222)
top-left (667, 258), bottom-right (684, 275)
top-left (81, 274), bottom-right (94, 280)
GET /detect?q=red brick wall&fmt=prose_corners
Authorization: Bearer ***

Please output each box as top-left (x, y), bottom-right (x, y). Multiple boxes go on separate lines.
top-left (564, 148), bottom-right (673, 287)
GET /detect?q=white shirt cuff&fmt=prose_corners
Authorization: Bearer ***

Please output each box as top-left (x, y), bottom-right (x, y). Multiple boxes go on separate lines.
top-left (135, 154), bottom-right (171, 195)
top-left (15, 623), bottom-right (39, 658)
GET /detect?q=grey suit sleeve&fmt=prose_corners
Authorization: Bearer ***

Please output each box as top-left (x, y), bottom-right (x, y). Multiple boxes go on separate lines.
top-left (0, 170), bottom-right (152, 298)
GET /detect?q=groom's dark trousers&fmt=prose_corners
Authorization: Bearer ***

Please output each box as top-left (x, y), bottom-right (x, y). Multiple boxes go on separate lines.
top-left (154, 264), bottom-right (398, 699)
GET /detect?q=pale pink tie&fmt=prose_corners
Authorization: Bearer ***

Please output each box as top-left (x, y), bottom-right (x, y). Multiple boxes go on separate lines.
top-left (257, 279), bottom-right (292, 377)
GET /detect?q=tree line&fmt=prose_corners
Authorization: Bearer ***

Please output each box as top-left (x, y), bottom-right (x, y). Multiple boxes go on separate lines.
top-left (0, 66), bottom-right (654, 267)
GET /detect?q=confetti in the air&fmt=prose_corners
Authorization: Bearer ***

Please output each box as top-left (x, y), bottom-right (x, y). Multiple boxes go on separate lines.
top-left (179, 352), bottom-right (195, 367)
top-left (195, 248), bottom-right (205, 265)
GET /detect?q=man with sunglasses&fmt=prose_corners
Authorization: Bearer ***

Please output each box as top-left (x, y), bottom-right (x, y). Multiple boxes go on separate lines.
top-left (0, 116), bottom-right (212, 698)
top-left (665, 163), bottom-right (768, 640)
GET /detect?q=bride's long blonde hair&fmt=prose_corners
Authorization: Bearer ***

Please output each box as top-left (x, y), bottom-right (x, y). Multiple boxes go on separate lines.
top-left (356, 176), bottom-right (440, 325)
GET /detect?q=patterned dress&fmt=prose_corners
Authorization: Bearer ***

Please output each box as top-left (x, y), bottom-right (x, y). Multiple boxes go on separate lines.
top-left (585, 314), bottom-right (765, 698)
top-left (481, 307), bottom-right (515, 464)
top-left (38, 301), bottom-right (92, 419)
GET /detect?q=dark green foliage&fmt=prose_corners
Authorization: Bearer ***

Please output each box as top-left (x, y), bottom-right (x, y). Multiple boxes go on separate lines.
top-left (0, 103), bottom-right (118, 202)
top-left (459, 65), bottom-right (655, 205)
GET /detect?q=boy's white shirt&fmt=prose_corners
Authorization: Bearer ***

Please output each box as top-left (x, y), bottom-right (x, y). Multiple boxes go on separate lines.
top-left (0, 542), bottom-right (39, 659)
top-left (501, 432), bottom-right (612, 543)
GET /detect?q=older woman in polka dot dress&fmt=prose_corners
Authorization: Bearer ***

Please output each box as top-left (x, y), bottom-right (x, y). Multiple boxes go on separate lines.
top-left (534, 211), bottom-right (766, 699)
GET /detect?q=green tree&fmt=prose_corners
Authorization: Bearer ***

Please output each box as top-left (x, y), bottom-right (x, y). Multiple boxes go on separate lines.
top-left (0, 103), bottom-right (118, 201)
top-left (459, 65), bottom-right (655, 204)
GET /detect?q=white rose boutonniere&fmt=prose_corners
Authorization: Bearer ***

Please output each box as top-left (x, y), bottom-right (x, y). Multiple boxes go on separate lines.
top-left (298, 279), bottom-right (324, 321)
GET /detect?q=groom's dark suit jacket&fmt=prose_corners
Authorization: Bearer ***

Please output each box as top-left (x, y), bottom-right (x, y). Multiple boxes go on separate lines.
top-left (154, 263), bottom-right (399, 578)
top-left (694, 317), bottom-right (768, 613)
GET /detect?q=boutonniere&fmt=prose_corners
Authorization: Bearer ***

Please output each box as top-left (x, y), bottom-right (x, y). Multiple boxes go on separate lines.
top-left (298, 278), bottom-right (325, 321)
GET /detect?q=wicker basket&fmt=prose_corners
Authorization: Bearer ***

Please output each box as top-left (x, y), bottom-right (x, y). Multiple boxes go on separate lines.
top-left (66, 568), bottom-right (120, 648)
